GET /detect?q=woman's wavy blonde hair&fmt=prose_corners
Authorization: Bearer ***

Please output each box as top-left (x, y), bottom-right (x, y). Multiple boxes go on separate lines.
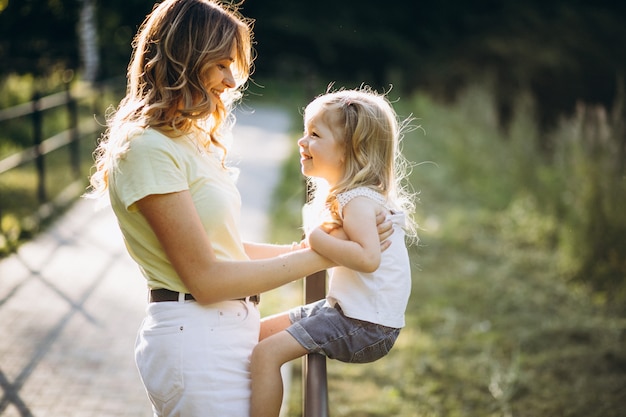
top-left (88, 0), bottom-right (254, 197)
top-left (305, 86), bottom-right (418, 241)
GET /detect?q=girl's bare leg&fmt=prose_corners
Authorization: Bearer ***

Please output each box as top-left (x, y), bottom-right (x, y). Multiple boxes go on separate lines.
top-left (250, 330), bottom-right (308, 417)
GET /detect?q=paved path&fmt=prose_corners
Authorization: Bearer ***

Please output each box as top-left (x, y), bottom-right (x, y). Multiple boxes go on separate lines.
top-left (0, 107), bottom-right (293, 417)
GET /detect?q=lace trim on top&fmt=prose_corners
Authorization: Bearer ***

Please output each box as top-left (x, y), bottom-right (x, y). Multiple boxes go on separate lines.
top-left (336, 187), bottom-right (387, 215)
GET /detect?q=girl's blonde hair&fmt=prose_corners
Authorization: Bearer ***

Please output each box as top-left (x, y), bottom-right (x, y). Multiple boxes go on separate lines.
top-left (305, 86), bottom-right (418, 241)
top-left (88, 0), bottom-right (254, 197)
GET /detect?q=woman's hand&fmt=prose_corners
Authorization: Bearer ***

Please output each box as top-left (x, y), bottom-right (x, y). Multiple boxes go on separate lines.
top-left (375, 210), bottom-right (393, 251)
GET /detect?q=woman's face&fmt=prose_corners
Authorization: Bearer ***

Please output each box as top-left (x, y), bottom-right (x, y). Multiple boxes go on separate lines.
top-left (202, 46), bottom-right (237, 113)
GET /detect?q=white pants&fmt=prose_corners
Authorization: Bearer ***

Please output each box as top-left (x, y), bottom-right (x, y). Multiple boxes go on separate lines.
top-left (135, 299), bottom-right (260, 417)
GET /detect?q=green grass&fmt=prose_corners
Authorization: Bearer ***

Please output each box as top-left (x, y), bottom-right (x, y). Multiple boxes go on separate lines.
top-left (255, 80), bottom-right (626, 417)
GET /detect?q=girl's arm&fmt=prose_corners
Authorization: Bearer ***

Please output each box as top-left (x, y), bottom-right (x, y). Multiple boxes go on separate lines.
top-left (308, 197), bottom-right (382, 273)
top-left (136, 190), bottom-right (332, 305)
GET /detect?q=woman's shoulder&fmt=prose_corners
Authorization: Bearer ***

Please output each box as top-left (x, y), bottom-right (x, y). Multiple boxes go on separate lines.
top-left (128, 127), bottom-right (170, 145)
top-left (126, 128), bottom-right (191, 155)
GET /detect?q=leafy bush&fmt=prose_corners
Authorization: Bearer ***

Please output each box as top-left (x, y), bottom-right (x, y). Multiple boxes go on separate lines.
top-left (405, 80), bottom-right (626, 308)
top-left (550, 98), bottom-right (626, 305)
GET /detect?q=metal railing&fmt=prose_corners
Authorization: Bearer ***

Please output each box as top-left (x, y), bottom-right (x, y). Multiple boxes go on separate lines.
top-left (303, 270), bottom-right (330, 417)
top-left (302, 180), bottom-right (330, 417)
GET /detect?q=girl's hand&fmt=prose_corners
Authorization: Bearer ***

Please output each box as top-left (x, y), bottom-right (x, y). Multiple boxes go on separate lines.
top-left (328, 225), bottom-right (348, 240)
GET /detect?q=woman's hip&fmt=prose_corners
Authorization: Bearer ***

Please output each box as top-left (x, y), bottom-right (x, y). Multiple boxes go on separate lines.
top-left (134, 299), bottom-right (260, 416)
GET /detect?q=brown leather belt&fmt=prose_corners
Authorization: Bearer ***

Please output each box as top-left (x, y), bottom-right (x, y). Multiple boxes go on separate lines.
top-left (149, 288), bottom-right (259, 304)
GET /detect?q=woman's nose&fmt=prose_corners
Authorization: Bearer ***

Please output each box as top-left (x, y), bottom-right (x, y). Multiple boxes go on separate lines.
top-left (223, 68), bottom-right (236, 89)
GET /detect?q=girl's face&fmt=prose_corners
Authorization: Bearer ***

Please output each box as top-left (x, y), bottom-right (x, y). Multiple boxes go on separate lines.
top-left (202, 47), bottom-right (237, 113)
top-left (298, 110), bottom-right (345, 186)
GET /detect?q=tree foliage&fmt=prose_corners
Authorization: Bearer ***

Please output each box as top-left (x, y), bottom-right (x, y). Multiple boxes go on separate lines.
top-left (241, 0), bottom-right (626, 129)
top-left (1, 0), bottom-right (625, 127)
top-left (0, 0), bottom-right (80, 76)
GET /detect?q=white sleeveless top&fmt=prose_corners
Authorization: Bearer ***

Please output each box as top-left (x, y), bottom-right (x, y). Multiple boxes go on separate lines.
top-left (326, 187), bottom-right (411, 328)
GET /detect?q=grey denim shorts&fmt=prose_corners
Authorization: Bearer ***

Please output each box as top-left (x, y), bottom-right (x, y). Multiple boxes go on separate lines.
top-left (286, 299), bottom-right (401, 364)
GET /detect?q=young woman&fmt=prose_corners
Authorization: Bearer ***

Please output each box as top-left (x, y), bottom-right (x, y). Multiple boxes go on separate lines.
top-left (250, 86), bottom-right (418, 417)
top-left (87, 1), bottom-right (392, 416)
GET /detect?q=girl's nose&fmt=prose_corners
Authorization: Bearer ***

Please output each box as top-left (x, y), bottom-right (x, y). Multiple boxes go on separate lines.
top-left (297, 136), bottom-right (307, 147)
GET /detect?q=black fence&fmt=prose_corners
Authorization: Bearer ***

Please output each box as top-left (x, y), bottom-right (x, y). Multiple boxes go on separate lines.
top-left (0, 80), bottom-right (120, 235)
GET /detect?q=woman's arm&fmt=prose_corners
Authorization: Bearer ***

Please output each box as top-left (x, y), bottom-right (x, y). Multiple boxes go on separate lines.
top-left (308, 197), bottom-right (383, 273)
top-left (136, 190), bottom-right (332, 305)
top-left (243, 242), bottom-right (304, 260)
top-left (243, 209), bottom-right (392, 260)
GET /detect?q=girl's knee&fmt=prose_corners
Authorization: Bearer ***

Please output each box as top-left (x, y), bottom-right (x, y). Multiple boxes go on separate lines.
top-left (250, 338), bottom-right (276, 372)
top-left (251, 331), bottom-right (302, 372)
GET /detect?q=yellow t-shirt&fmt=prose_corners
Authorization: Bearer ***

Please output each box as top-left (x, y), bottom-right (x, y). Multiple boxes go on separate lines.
top-left (109, 128), bottom-right (248, 293)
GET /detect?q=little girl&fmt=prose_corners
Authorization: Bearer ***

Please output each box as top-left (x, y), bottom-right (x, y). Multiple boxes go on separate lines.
top-left (250, 86), bottom-right (418, 417)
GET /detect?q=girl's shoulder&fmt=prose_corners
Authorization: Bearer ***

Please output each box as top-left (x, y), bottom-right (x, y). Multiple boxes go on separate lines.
top-left (336, 187), bottom-right (386, 211)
